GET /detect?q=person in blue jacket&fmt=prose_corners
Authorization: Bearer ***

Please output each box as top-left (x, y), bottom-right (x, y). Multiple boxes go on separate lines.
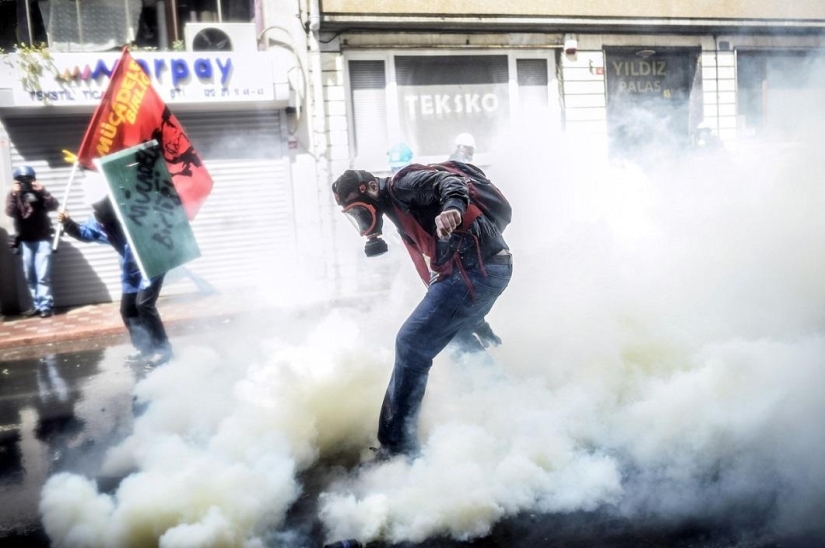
top-left (58, 198), bottom-right (173, 368)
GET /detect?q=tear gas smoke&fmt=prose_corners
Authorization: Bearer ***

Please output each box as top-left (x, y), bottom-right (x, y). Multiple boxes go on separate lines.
top-left (40, 112), bottom-right (825, 546)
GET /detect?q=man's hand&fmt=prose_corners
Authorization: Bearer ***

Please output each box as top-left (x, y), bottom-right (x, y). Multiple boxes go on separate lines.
top-left (435, 209), bottom-right (462, 239)
top-left (31, 181), bottom-right (44, 192)
top-left (57, 210), bottom-right (71, 224)
top-left (11, 182), bottom-right (21, 195)
top-left (473, 320), bottom-right (502, 348)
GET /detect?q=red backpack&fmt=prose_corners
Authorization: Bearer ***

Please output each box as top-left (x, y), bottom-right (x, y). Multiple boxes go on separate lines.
top-left (392, 161), bottom-right (512, 232)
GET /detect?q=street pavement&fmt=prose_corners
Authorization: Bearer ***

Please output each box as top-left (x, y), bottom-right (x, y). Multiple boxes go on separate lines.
top-left (0, 290), bottom-right (270, 360)
top-left (1, 293), bottom-right (821, 548)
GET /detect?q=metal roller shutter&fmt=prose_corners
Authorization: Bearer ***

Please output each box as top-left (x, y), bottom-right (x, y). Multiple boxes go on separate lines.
top-left (169, 109), bottom-right (296, 294)
top-left (3, 114), bottom-right (118, 307)
top-left (3, 108), bottom-right (294, 306)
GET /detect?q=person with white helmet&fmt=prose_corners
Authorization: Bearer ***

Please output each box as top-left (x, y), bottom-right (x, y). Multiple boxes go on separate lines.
top-left (449, 133), bottom-right (476, 163)
top-left (5, 165), bottom-right (59, 318)
top-left (694, 122), bottom-right (724, 151)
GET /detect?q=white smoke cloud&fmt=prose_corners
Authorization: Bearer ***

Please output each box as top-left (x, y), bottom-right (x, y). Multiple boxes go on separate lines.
top-left (40, 117), bottom-right (825, 546)
top-left (316, 129), bottom-right (825, 542)
top-left (39, 312), bottom-right (392, 547)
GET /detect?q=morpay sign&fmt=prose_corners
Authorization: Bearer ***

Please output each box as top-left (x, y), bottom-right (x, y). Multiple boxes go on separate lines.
top-left (395, 56), bottom-right (510, 157)
top-left (1, 52), bottom-right (283, 107)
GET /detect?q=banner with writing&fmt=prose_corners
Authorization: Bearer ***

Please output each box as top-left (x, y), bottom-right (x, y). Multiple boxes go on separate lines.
top-left (77, 48), bottom-right (213, 220)
top-left (95, 140), bottom-right (200, 280)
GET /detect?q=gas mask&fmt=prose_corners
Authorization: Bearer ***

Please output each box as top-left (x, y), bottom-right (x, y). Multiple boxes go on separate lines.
top-left (332, 170), bottom-right (389, 257)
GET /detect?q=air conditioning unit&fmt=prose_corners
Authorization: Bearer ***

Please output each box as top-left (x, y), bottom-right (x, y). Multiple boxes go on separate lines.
top-left (184, 23), bottom-right (258, 52)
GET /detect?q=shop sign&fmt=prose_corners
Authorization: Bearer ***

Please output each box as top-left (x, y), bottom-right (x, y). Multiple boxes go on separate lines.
top-left (604, 48), bottom-right (699, 152)
top-left (605, 51), bottom-right (696, 104)
top-left (3, 52), bottom-right (281, 107)
top-left (398, 83), bottom-right (509, 157)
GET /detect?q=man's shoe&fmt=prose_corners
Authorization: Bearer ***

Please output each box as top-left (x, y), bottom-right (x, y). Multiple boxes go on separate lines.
top-left (125, 351), bottom-right (148, 365)
top-left (144, 347), bottom-right (173, 369)
top-left (364, 445), bottom-right (409, 466)
top-left (39, 310), bottom-right (53, 318)
top-left (20, 308), bottom-right (37, 317)
top-left (369, 446), bottom-right (395, 462)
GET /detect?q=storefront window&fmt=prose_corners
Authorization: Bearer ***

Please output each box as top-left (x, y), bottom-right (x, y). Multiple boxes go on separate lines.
top-left (516, 58), bottom-right (550, 110)
top-left (347, 52), bottom-right (553, 169)
top-left (0, 0), bottom-right (253, 52)
top-left (737, 50), bottom-right (825, 140)
top-left (605, 47), bottom-right (700, 156)
top-left (349, 60), bottom-right (389, 167)
top-left (395, 55), bottom-right (509, 158)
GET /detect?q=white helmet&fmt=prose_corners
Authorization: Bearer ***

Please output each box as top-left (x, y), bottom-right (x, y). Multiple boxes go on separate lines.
top-left (455, 133), bottom-right (475, 148)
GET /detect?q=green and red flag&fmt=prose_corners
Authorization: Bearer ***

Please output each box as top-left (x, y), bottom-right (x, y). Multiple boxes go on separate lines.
top-left (77, 48), bottom-right (213, 219)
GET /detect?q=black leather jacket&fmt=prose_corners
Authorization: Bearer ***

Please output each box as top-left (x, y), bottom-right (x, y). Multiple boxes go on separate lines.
top-left (382, 169), bottom-right (508, 272)
top-left (5, 189), bottom-right (59, 242)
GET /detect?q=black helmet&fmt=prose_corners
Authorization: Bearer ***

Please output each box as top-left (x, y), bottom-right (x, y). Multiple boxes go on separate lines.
top-left (13, 166), bottom-right (36, 180)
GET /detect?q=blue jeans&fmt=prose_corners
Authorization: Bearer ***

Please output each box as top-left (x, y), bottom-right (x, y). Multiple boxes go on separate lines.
top-left (20, 239), bottom-right (53, 313)
top-left (377, 261), bottom-right (513, 454)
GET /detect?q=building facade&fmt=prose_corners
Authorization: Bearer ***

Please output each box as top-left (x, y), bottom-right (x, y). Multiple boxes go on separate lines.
top-left (304, 1), bottom-right (825, 291)
top-left (3, 1), bottom-right (825, 312)
top-left (313, 1), bottom-right (825, 164)
top-left (0, 0), bottom-right (314, 312)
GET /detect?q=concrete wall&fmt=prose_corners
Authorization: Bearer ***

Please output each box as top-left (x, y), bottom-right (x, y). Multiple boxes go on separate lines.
top-left (321, 0), bottom-right (825, 20)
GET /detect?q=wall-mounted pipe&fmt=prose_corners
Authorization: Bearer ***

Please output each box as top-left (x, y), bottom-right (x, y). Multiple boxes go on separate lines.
top-left (309, 0), bottom-right (320, 32)
top-left (24, 0), bottom-right (33, 44)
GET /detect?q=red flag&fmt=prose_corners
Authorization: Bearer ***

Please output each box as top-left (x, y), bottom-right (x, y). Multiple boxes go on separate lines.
top-left (77, 48), bottom-right (213, 219)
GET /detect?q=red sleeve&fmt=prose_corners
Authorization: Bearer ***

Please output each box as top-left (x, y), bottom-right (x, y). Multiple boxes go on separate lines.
top-left (402, 239), bottom-right (431, 286)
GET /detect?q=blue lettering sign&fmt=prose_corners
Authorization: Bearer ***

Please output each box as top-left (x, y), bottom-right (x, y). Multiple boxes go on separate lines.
top-left (215, 58), bottom-right (232, 86)
top-left (193, 58), bottom-right (212, 80)
top-left (83, 56), bottom-right (235, 88)
top-left (154, 58), bottom-right (167, 79)
top-left (170, 59), bottom-right (190, 87)
top-left (91, 59), bottom-right (113, 80)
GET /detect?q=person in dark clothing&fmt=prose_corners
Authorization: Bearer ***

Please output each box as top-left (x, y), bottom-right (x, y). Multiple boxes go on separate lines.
top-left (5, 165), bottom-right (59, 317)
top-left (332, 167), bottom-right (512, 458)
top-left (448, 133), bottom-right (476, 163)
top-left (57, 199), bottom-right (173, 368)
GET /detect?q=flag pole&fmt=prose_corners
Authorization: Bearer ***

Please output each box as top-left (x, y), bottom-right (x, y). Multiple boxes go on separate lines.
top-left (52, 151), bottom-right (80, 252)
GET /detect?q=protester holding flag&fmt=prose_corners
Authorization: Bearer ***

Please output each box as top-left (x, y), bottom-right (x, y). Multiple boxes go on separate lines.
top-left (58, 198), bottom-right (173, 368)
top-left (49, 47), bottom-right (215, 367)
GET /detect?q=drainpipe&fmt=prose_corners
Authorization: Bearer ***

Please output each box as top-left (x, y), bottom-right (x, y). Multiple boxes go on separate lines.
top-left (156, 1), bottom-right (169, 50)
top-left (76, 0), bottom-right (84, 50)
top-left (24, 0), bottom-right (33, 44)
top-left (170, 0), bottom-right (179, 43)
top-left (307, 0), bottom-right (338, 291)
top-left (309, 0), bottom-right (325, 160)
top-left (308, 0), bottom-right (327, 184)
